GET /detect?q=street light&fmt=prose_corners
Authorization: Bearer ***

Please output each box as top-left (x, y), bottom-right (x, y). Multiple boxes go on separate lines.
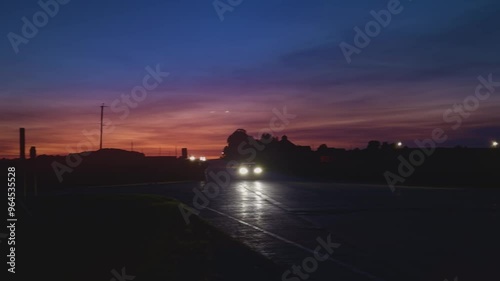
top-left (397, 142), bottom-right (403, 148)
top-left (493, 141), bottom-right (499, 148)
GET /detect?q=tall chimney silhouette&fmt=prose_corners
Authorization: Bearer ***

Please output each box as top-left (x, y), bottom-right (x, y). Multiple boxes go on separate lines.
top-left (20, 128), bottom-right (26, 159)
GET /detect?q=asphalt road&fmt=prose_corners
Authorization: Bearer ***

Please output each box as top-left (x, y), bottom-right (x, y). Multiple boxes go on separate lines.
top-left (61, 180), bottom-right (500, 281)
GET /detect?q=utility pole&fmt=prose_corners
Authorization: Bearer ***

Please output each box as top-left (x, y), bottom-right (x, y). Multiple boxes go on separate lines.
top-left (99, 103), bottom-right (108, 150)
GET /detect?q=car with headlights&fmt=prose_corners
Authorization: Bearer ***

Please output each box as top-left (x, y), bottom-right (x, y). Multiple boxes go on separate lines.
top-left (203, 160), bottom-right (264, 182)
top-left (235, 162), bottom-right (264, 179)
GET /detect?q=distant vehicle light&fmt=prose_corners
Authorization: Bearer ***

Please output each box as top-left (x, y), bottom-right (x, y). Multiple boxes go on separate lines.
top-left (189, 156), bottom-right (196, 161)
top-left (239, 167), bottom-right (249, 175)
top-left (200, 156), bottom-right (206, 161)
top-left (254, 167), bottom-right (263, 174)
top-left (493, 141), bottom-right (499, 148)
top-left (397, 142), bottom-right (403, 147)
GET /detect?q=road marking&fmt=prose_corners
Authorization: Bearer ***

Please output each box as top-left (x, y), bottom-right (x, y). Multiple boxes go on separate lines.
top-left (206, 206), bottom-right (386, 281)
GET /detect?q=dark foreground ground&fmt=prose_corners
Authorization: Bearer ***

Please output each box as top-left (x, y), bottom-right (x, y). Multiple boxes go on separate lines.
top-left (15, 194), bottom-right (281, 281)
top-left (33, 180), bottom-right (500, 281)
top-left (11, 179), bottom-right (500, 281)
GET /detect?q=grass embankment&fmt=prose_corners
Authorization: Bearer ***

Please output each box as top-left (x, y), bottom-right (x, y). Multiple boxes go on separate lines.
top-left (18, 194), bottom-right (280, 281)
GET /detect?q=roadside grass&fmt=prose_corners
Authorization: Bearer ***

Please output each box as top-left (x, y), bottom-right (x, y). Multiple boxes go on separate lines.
top-left (19, 194), bottom-right (281, 281)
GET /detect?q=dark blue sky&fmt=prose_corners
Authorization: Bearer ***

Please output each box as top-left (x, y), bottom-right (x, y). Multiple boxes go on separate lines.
top-left (1, 0), bottom-right (500, 157)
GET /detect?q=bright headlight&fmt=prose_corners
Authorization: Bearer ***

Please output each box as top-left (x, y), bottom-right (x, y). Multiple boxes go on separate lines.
top-left (254, 167), bottom-right (263, 174)
top-left (239, 167), bottom-right (249, 175)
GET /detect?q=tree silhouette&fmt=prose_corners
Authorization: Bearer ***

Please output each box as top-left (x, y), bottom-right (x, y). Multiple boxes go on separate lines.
top-left (223, 129), bottom-right (250, 159)
top-left (318, 144), bottom-right (328, 152)
top-left (367, 140), bottom-right (381, 150)
top-left (227, 129), bottom-right (248, 146)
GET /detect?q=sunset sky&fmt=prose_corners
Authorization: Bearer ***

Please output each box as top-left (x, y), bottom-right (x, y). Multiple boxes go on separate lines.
top-left (1, 0), bottom-right (500, 158)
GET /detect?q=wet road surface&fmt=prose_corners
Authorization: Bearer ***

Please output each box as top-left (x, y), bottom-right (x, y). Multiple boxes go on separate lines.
top-left (63, 180), bottom-right (500, 281)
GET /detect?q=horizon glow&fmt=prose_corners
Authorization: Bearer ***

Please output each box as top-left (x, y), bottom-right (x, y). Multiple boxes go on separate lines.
top-left (1, 0), bottom-right (500, 158)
